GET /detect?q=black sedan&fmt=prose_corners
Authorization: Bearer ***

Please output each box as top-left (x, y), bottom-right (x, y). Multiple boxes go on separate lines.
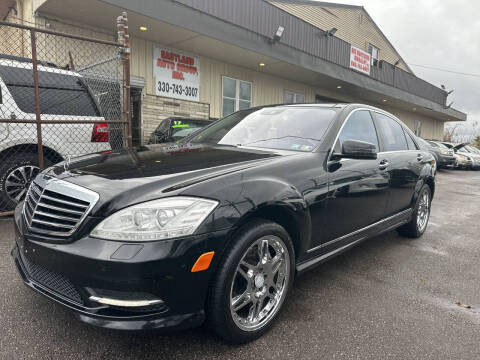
top-left (148, 117), bottom-right (211, 144)
top-left (416, 138), bottom-right (456, 169)
top-left (12, 104), bottom-right (435, 343)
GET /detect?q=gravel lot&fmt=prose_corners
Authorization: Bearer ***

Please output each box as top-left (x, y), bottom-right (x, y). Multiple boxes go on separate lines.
top-left (1, 169), bottom-right (479, 360)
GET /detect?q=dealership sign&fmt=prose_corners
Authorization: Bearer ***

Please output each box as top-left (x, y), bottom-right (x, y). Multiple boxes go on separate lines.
top-left (349, 45), bottom-right (371, 75)
top-left (153, 46), bottom-right (200, 101)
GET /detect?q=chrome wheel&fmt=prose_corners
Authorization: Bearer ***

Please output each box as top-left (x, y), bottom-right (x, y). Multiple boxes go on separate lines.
top-left (417, 190), bottom-right (430, 232)
top-left (5, 165), bottom-right (40, 203)
top-left (230, 235), bottom-right (290, 332)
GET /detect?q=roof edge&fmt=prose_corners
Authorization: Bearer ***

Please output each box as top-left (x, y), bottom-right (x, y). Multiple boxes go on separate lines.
top-left (269, 0), bottom-right (414, 74)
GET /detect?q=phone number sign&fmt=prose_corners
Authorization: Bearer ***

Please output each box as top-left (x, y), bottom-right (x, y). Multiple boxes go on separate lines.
top-left (153, 46), bottom-right (200, 101)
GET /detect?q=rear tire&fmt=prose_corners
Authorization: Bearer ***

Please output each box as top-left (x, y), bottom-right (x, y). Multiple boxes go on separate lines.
top-left (207, 219), bottom-right (295, 343)
top-left (398, 184), bottom-right (431, 238)
top-left (0, 153), bottom-right (51, 211)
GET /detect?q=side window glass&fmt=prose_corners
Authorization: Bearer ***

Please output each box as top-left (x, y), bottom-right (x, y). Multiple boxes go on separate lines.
top-left (375, 113), bottom-right (409, 151)
top-left (337, 110), bottom-right (379, 152)
top-left (404, 131), bottom-right (417, 150)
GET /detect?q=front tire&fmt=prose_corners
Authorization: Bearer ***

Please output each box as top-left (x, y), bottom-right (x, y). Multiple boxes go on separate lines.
top-left (207, 219), bottom-right (295, 343)
top-left (398, 184), bottom-right (431, 238)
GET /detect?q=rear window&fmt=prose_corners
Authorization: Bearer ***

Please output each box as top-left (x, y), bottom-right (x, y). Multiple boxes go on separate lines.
top-left (0, 65), bottom-right (100, 116)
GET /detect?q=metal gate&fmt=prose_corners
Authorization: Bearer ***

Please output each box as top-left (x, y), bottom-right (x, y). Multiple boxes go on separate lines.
top-left (0, 13), bottom-right (132, 215)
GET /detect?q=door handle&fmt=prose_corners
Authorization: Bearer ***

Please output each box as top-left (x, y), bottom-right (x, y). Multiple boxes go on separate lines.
top-left (378, 159), bottom-right (389, 170)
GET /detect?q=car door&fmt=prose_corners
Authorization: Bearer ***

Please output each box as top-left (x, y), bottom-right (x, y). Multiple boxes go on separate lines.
top-left (322, 109), bottom-right (390, 244)
top-left (373, 112), bottom-right (423, 216)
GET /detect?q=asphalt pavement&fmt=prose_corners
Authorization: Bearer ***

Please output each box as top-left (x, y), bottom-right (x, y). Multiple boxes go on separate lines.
top-left (1, 169), bottom-right (479, 359)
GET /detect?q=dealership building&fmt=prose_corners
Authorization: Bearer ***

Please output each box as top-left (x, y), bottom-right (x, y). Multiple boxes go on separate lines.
top-left (3, 0), bottom-right (467, 144)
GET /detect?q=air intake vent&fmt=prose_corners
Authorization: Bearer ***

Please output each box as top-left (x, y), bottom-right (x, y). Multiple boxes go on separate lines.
top-left (23, 176), bottom-right (98, 238)
top-left (20, 249), bottom-right (84, 305)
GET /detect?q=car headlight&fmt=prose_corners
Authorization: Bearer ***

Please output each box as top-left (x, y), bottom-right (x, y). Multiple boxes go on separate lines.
top-left (440, 149), bottom-right (450, 155)
top-left (91, 197), bottom-right (218, 241)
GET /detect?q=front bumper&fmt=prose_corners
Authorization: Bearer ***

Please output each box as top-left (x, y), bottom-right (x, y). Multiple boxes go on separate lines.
top-left (436, 155), bottom-right (456, 167)
top-left (11, 205), bottom-right (230, 331)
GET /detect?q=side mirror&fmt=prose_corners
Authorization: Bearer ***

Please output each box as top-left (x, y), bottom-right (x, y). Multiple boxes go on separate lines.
top-left (339, 139), bottom-right (377, 160)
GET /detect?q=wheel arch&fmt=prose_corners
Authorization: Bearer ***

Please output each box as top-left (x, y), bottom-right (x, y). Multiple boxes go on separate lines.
top-left (228, 203), bottom-right (311, 263)
top-left (425, 176), bottom-right (435, 198)
top-left (0, 143), bottom-right (63, 164)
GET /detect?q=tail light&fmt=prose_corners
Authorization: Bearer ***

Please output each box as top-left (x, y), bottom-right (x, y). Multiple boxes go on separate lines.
top-left (91, 123), bottom-right (109, 142)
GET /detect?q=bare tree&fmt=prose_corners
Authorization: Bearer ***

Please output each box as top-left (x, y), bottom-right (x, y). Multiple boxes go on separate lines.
top-left (443, 123), bottom-right (461, 142)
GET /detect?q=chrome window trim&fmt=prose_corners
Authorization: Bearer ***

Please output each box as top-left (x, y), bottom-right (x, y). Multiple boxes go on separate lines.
top-left (23, 174), bottom-right (99, 238)
top-left (327, 107), bottom-right (378, 162)
top-left (328, 107), bottom-right (421, 162)
top-left (372, 110), bottom-right (417, 152)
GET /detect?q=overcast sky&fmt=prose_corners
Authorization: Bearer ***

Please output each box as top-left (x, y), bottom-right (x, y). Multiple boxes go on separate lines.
top-left (322, 0), bottom-right (479, 136)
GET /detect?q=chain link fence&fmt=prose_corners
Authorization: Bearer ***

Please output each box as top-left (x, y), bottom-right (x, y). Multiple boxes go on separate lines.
top-left (0, 15), bottom-right (131, 214)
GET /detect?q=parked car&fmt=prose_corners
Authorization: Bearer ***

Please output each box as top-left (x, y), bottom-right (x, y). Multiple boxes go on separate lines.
top-left (12, 104), bottom-right (435, 343)
top-left (0, 55), bottom-right (111, 210)
top-left (442, 142), bottom-right (480, 170)
top-left (423, 140), bottom-right (456, 168)
top-left (148, 117), bottom-right (212, 144)
top-left (453, 143), bottom-right (480, 170)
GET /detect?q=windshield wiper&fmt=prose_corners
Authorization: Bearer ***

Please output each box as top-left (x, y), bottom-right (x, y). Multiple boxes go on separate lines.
top-left (240, 135), bottom-right (319, 147)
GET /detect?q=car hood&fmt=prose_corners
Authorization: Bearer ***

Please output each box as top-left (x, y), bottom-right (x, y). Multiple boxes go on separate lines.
top-left (456, 151), bottom-right (480, 159)
top-left (452, 143), bottom-right (469, 150)
top-left (43, 143), bottom-right (285, 215)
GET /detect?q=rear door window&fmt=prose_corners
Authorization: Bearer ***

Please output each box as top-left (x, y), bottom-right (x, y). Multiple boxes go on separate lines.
top-left (336, 110), bottom-right (379, 152)
top-left (375, 113), bottom-right (409, 151)
top-left (0, 65), bottom-right (100, 116)
top-left (404, 131), bottom-right (418, 150)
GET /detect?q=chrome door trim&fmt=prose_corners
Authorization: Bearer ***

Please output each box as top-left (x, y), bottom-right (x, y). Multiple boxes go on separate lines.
top-left (306, 208), bottom-right (412, 254)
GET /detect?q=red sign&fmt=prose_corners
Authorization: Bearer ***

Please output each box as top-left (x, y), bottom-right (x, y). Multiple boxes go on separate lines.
top-left (349, 45), bottom-right (371, 75)
top-left (153, 47), bottom-right (200, 101)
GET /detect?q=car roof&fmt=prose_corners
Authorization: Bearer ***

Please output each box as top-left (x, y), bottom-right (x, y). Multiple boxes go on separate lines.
top-left (0, 58), bottom-right (81, 77)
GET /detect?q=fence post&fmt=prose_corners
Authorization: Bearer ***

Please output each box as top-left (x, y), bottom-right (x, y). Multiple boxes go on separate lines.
top-left (117, 12), bottom-right (132, 149)
top-left (30, 30), bottom-right (44, 169)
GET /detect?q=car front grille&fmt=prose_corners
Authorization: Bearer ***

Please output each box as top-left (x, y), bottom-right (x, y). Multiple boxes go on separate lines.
top-left (23, 175), bottom-right (99, 238)
top-left (20, 250), bottom-right (84, 305)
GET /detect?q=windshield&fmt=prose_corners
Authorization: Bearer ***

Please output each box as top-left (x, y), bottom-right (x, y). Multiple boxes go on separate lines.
top-left (171, 119), bottom-right (209, 138)
top-left (189, 106), bottom-right (338, 152)
top-left (417, 138), bottom-right (432, 149)
top-left (464, 145), bottom-right (480, 154)
top-left (173, 127), bottom-right (204, 139)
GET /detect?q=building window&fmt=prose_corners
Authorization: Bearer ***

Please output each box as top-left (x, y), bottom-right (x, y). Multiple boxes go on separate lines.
top-left (284, 90), bottom-right (305, 104)
top-left (222, 76), bottom-right (252, 116)
top-left (414, 120), bottom-right (422, 136)
top-left (368, 44), bottom-right (379, 66)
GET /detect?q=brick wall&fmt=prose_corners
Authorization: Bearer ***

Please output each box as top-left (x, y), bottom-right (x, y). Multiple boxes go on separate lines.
top-left (141, 94), bottom-right (210, 141)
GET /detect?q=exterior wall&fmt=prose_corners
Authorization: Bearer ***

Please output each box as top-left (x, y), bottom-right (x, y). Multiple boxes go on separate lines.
top-left (130, 36), bottom-right (317, 118)
top-left (385, 107), bottom-right (444, 140)
top-left (5, 3), bottom-right (444, 141)
top-left (268, 1), bottom-right (410, 72)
